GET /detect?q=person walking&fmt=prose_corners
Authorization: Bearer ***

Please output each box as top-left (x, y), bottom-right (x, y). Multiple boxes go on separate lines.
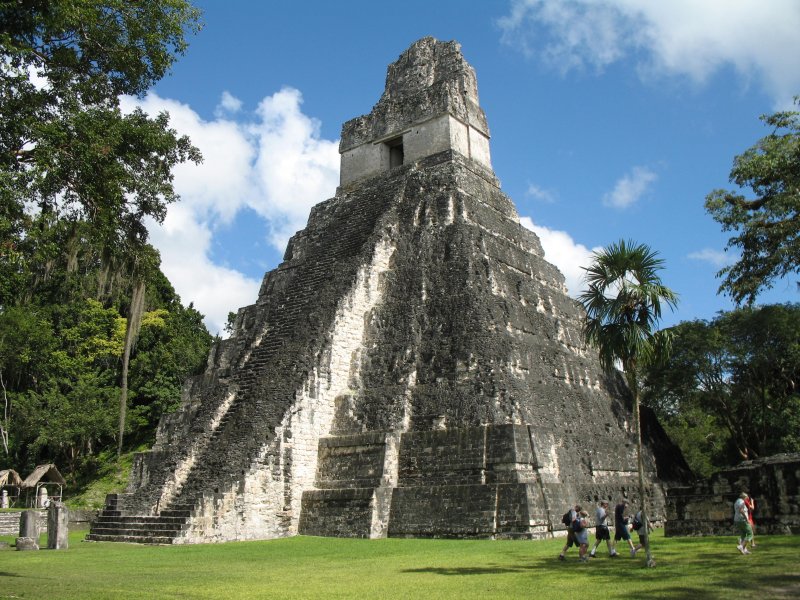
top-left (558, 504), bottom-right (581, 561)
top-left (630, 510), bottom-right (650, 557)
top-left (744, 493), bottom-right (757, 548)
top-left (613, 500), bottom-right (636, 555)
top-left (734, 492), bottom-right (754, 554)
top-left (590, 500), bottom-right (617, 557)
top-left (574, 510), bottom-right (591, 563)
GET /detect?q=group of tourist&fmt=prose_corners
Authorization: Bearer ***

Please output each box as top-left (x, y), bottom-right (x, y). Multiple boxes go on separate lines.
top-left (558, 492), bottom-right (759, 562)
top-left (557, 499), bottom-right (649, 563)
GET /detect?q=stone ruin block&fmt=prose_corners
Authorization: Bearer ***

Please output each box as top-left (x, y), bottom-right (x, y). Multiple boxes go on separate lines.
top-left (667, 453), bottom-right (800, 536)
top-left (47, 502), bottom-right (69, 550)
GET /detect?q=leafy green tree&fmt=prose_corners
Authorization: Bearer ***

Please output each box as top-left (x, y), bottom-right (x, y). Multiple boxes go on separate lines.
top-left (644, 304), bottom-right (800, 469)
top-left (1, 0), bottom-right (202, 250)
top-left (0, 305), bottom-right (56, 456)
top-left (1, 1), bottom-right (205, 463)
top-left (7, 298), bottom-right (123, 472)
top-left (579, 239), bottom-right (678, 568)
top-left (1, 272), bottom-right (212, 475)
top-left (128, 300), bottom-right (212, 441)
top-left (705, 97), bottom-right (800, 304)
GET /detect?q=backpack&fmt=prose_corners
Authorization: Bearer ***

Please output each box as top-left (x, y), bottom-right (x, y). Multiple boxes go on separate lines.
top-left (572, 517), bottom-right (584, 533)
top-left (562, 511), bottom-right (572, 527)
top-left (632, 515), bottom-right (642, 531)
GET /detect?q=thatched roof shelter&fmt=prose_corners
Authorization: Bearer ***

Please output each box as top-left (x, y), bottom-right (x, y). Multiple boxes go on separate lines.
top-left (1, 469), bottom-right (24, 507)
top-left (22, 464), bottom-right (66, 507)
top-left (0, 469), bottom-right (23, 488)
top-left (22, 464), bottom-right (66, 488)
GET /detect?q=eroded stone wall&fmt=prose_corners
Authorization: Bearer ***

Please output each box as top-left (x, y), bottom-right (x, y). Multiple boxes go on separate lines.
top-left (666, 453), bottom-right (800, 536)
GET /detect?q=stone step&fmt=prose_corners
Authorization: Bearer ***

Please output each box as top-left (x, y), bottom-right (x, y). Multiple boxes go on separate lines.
top-left (90, 525), bottom-right (183, 537)
top-left (85, 533), bottom-right (177, 545)
top-left (165, 503), bottom-right (196, 511)
top-left (94, 516), bottom-right (187, 526)
top-left (92, 518), bottom-right (187, 530)
top-left (158, 510), bottom-right (193, 519)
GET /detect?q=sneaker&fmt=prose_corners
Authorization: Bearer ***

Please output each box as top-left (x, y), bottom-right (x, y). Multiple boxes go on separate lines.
top-left (742, 548), bottom-right (750, 555)
top-left (558, 554), bottom-right (565, 561)
top-left (610, 551), bottom-right (618, 558)
top-left (630, 548), bottom-right (637, 557)
top-left (589, 552), bottom-right (596, 558)
top-left (737, 544), bottom-right (745, 554)
top-left (580, 556), bottom-right (589, 563)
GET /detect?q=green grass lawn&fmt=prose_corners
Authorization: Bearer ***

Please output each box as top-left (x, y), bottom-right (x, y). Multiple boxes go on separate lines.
top-left (1, 530), bottom-right (797, 599)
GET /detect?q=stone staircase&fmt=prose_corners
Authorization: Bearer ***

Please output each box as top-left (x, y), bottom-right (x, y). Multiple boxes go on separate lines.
top-left (86, 494), bottom-right (193, 544)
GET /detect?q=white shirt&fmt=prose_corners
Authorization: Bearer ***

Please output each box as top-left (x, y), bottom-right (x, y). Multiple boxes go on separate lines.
top-left (734, 498), bottom-right (749, 523)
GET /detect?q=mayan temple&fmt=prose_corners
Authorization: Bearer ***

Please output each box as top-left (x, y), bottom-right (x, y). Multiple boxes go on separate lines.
top-left (88, 37), bottom-right (688, 544)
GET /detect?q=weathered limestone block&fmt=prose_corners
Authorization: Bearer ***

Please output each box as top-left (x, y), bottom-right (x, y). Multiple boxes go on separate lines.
top-left (298, 489), bottom-right (376, 538)
top-left (15, 536), bottom-right (38, 551)
top-left (19, 510), bottom-right (39, 539)
top-left (47, 502), bottom-right (69, 549)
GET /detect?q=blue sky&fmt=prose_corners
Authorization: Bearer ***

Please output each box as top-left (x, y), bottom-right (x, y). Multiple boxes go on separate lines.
top-left (128, 0), bottom-right (800, 334)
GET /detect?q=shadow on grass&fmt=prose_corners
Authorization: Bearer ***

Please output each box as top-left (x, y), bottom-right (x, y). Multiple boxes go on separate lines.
top-left (518, 537), bottom-right (800, 599)
top-left (738, 573), bottom-right (800, 599)
top-left (403, 565), bottom-right (528, 576)
top-left (0, 572), bottom-right (23, 578)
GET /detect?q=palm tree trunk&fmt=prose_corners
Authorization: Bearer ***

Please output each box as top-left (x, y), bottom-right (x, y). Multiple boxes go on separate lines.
top-left (632, 382), bottom-right (655, 567)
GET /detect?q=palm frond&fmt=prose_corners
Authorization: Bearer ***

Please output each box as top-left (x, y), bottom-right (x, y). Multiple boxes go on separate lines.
top-left (579, 239), bottom-right (678, 375)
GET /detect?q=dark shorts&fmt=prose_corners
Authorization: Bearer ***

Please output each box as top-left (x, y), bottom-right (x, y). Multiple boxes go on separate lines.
top-left (614, 527), bottom-right (631, 542)
top-left (638, 533), bottom-right (648, 546)
top-left (596, 525), bottom-right (610, 541)
top-left (565, 529), bottom-right (577, 548)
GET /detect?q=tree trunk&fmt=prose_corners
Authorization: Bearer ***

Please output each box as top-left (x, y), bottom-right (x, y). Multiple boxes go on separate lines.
top-left (629, 370), bottom-right (655, 568)
top-left (0, 372), bottom-right (9, 457)
top-left (118, 280), bottom-right (146, 458)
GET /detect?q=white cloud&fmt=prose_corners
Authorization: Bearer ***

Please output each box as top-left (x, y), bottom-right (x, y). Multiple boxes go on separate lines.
top-left (499, 0), bottom-right (800, 106)
top-left (250, 87), bottom-right (340, 249)
top-left (146, 208), bottom-right (261, 336)
top-left (519, 216), bottom-right (602, 296)
top-left (602, 166), bottom-right (657, 209)
top-left (526, 183), bottom-right (556, 203)
top-left (121, 89), bottom-right (340, 335)
top-left (687, 248), bottom-right (736, 268)
top-left (121, 93), bottom-right (255, 224)
top-left (216, 91), bottom-right (243, 116)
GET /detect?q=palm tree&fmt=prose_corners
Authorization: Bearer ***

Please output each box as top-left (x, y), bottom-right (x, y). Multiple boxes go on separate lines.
top-left (578, 239), bottom-right (678, 568)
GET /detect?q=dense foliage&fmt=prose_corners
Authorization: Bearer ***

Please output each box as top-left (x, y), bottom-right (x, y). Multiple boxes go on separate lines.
top-left (0, 249), bottom-right (213, 475)
top-left (705, 97), bottom-right (800, 305)
top-left (1, 0), bottom-right (202, 250)
top-left (0, 1), bottom-right (211, 480)
top-left (643, 304), bottom-right (800, 477)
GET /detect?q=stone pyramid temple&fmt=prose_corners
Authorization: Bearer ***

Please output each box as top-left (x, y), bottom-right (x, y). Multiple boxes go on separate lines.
top-left (88, 37), bottom-right (688, 544)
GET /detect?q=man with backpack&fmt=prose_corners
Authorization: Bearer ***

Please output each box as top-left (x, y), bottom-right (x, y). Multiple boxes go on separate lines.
top-left (630, 509), bottom-right (650, 557)
top-left (557, 504), bottom-right (581, 561)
